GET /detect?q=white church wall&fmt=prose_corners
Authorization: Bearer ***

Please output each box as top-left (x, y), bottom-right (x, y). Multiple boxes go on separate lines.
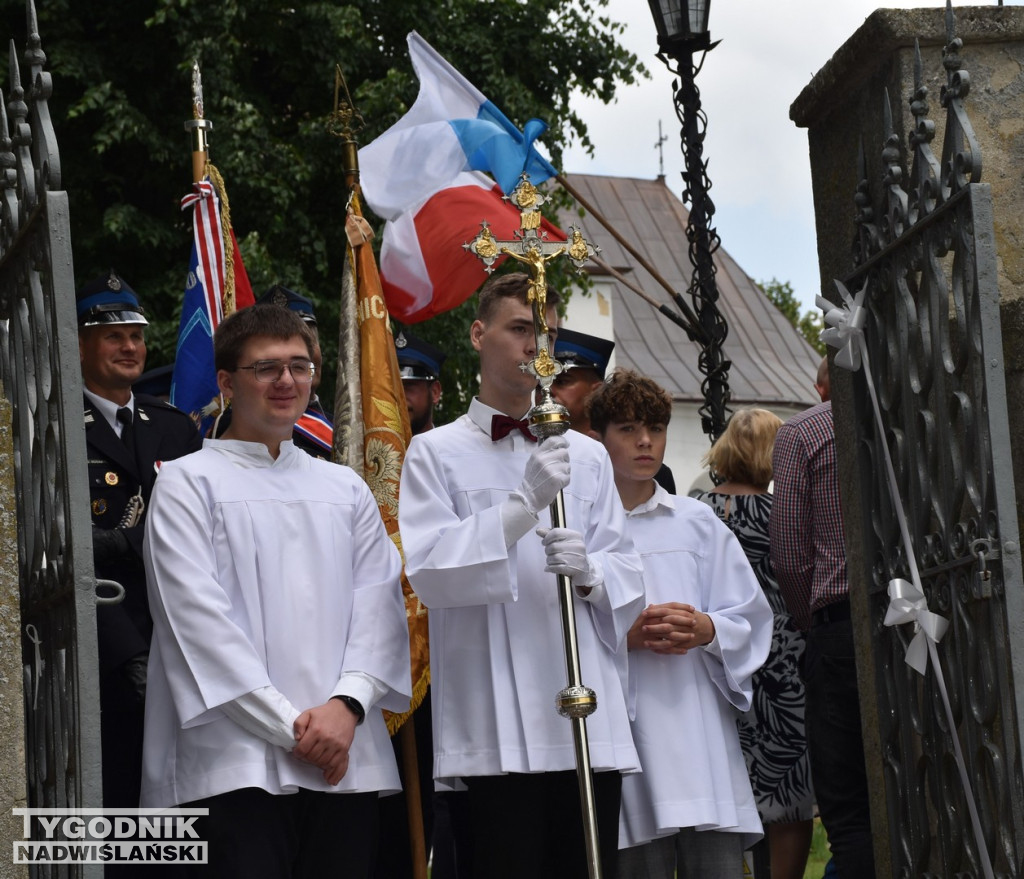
top-left (666, 402), bottom-right (812, 496)
top-left (558, 278), bottom-right (617, 374)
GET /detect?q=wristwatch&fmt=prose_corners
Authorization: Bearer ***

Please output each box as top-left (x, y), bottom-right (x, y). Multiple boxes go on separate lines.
top-left (332, 694), bottom-right (365, 725)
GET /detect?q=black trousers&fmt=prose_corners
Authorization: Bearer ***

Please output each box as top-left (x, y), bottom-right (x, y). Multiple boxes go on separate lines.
top-left (804, 618), bottom-right (876, 878)
top-left (374, 693), bottom-right (435, 877)
top-left (180, 786), bottom-right (377, 878)
top-left (430, 788), bottom-right (473, 879)
top-left (463, 770), bottom-right (622, 879)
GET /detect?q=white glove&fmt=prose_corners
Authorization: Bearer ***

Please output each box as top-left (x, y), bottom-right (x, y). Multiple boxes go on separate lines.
top-left (538, 527), bottom-right (598, 588)
top-left (514, 435), bottom-right (570, 513)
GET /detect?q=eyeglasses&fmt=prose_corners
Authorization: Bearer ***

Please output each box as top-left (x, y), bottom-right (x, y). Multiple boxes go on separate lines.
top-left (236, 358), bottom-right (315, 383)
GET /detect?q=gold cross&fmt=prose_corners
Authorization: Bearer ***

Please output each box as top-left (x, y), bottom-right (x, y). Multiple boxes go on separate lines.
top-left (465, 173), bottom-right (598, 392)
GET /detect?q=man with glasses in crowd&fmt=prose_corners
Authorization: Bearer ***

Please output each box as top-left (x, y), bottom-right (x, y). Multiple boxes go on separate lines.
top-left (140, 304), bottom-right (411, 877)
top-left (212, 285), bottom-right (335, 459)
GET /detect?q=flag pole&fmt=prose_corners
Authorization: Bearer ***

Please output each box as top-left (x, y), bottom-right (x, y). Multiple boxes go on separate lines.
top-left (184, 60), bottom-right (212, 185)
top-left (554, 173), bottom-right (704, 342)
top-left (329, 67), bottom-right (429, 879)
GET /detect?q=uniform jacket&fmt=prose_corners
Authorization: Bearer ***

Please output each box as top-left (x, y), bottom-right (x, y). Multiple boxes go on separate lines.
top-left (86, 393), bottom-right (202, 672)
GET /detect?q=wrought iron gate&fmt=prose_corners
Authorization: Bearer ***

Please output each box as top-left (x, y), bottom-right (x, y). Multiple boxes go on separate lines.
top-left (0, 3), bottom-right (102, 874)
top-left (840, 13), bottom-right (1024, 878)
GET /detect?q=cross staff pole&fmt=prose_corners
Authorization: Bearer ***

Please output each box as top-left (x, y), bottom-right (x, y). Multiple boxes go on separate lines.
top-left (466, 175), bottom-right (605, 879)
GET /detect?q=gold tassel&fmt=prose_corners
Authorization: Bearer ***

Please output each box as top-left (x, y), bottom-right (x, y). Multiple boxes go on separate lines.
top-left (206, 163), bottom-right (237, 315)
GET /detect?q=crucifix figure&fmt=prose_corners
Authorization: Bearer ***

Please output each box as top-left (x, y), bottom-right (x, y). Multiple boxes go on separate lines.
top-left (464, 172), bottom-right (605, 879)
top-left (465, 173), bottom-right (598, 399)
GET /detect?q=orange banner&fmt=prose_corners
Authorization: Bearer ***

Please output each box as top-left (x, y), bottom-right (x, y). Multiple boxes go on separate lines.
top-left (345, 196), bottom-right (427, 733)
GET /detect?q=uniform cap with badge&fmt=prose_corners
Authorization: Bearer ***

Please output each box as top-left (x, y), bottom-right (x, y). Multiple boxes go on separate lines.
top-left (395, 331), bottom-right (447, 382)
top-left (258, 284), bottom-right (318, 327)
top-left (76, 270), bottom-right (148, 327)
top-left (553, 328), bottom-right (615, 380)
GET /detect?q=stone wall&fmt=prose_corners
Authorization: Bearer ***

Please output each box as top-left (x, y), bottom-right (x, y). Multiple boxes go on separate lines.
top-left (793, 6), bottom-right (1024, 301)
top-left (792, 6), bottom-right (1024, 531)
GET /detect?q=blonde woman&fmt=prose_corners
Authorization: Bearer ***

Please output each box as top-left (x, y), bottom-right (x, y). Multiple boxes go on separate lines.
top-left (695, 408), bottom-right (813, 879)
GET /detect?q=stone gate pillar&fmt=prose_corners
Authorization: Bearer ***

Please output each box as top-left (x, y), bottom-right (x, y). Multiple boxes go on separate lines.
top-left (792, 4), bottom-right (1024, 524)
top-left (792, 7), bottom-right (1024, 876)
top-left (0, 393), bottom-right (27, 879)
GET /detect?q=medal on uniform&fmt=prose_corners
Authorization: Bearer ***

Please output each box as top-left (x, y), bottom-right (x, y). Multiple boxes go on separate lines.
top-left (91, 499), bottom-right (107, 516)
top-left (104, 471), bottom-right (119, 486)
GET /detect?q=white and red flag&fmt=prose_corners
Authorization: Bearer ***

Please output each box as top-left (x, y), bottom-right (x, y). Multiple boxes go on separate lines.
top-left (359, 32), bottom-right (563, 323)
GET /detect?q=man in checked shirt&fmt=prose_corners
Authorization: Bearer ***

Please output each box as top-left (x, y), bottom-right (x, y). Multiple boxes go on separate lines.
top-left (769, 357), bottom-right (875, 879)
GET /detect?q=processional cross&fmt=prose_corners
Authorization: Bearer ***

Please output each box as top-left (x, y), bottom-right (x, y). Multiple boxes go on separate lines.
top-left (465, 173), bottom-right (606, 879)
top-left (465, 174), bottom-right (598, 421)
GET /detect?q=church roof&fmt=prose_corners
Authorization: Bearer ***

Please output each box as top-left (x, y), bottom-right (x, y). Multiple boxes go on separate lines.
top-left (558, 173), bottom-right (821, 408)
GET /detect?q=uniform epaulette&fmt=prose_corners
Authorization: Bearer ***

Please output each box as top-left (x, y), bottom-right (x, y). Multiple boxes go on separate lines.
top-left (134, 394), bottom-right (195, 421)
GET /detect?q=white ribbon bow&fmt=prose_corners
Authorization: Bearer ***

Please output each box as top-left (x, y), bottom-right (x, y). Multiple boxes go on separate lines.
top-left (816, 279), bottom-right (868, 372)
top-left (883, 578), bottom-right (950, 675)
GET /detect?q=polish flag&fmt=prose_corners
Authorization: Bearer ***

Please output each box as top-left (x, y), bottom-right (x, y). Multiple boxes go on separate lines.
top-left (359, 32), bottom-right (560, 323)
top-left (379, 171), bottom-right (565, 324)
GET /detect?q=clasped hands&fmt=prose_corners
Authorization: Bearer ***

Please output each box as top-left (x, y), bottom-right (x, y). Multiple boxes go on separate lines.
top-left (627, 602), bottom-right (716, 655)
top-left (292, 699), bottom-right (360, 785)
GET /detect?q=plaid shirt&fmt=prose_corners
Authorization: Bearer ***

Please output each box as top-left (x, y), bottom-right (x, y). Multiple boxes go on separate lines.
top-left (769, 401), bottom-right (848, 630)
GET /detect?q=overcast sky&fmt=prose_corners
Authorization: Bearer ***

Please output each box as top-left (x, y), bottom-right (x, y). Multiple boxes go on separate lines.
top-left (562, 0), bottom-right (1022, 313)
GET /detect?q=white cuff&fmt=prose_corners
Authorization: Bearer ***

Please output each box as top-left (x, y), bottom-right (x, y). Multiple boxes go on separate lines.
top-left (330, 670), bottom-right (389, 714)
top-left (575, 557), bottom-right (602, 589)
top-left (221, 686), bottom-right (300, 750)
top-left (501, 495), bottom-right (539, 548)
top-left (701, 630), bottom-right (723, 659)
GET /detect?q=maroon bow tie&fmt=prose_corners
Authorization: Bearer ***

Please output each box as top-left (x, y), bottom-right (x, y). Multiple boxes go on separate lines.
top-left (490, 414), bottom-right (537, 443)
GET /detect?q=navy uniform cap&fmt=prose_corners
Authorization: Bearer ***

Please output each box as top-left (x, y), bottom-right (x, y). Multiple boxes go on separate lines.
top-left (395, 331), bottom-right (447, 381)
top-left (554, 328), bottom-right (614, 379)
top-left (76, 270), bottom-right (148, 327)
top-left (258, 284), bottom-right (317, 326)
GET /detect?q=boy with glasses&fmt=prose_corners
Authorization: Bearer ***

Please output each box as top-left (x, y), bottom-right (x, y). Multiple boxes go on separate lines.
top-left (141, 304), bottom-right (411, 877)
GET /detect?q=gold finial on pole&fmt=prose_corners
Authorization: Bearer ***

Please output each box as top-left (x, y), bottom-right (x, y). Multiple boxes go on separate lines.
top-left (184, 60), bottom-right (213, 184)
top-left (327, 64), bottom-right (365, 195)
top-left (465, 173), bottom-right (604, 878)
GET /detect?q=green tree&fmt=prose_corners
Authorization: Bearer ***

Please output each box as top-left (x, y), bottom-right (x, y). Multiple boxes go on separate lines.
top-left (0, 0), bottom-right (644, 416)
top-left (798, 310), bottom-right (824, 355)
top-left (758, 277), bottom-right (826, 355)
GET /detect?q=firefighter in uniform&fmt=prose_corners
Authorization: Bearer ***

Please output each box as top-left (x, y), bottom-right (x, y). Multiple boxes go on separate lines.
top-left (79, 270), bottom-right (202, 811)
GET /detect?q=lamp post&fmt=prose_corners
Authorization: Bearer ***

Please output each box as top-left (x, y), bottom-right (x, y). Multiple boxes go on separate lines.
top-left (647, 0), bottom-right (731, 442)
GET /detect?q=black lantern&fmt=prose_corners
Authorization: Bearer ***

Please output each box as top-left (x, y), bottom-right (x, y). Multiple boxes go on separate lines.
top-left (648, 0), bottom-right (730, 441)
top-left (647, 0), bottom-right (712, 54)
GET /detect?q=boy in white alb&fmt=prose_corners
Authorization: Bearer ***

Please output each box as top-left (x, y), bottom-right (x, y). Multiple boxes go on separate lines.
top-left (399, 273), bottom-right (645, 878)
top-left (141, 304), bottom-right (411, 878)
top-left (587, 369), bottom-right (773, 878)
